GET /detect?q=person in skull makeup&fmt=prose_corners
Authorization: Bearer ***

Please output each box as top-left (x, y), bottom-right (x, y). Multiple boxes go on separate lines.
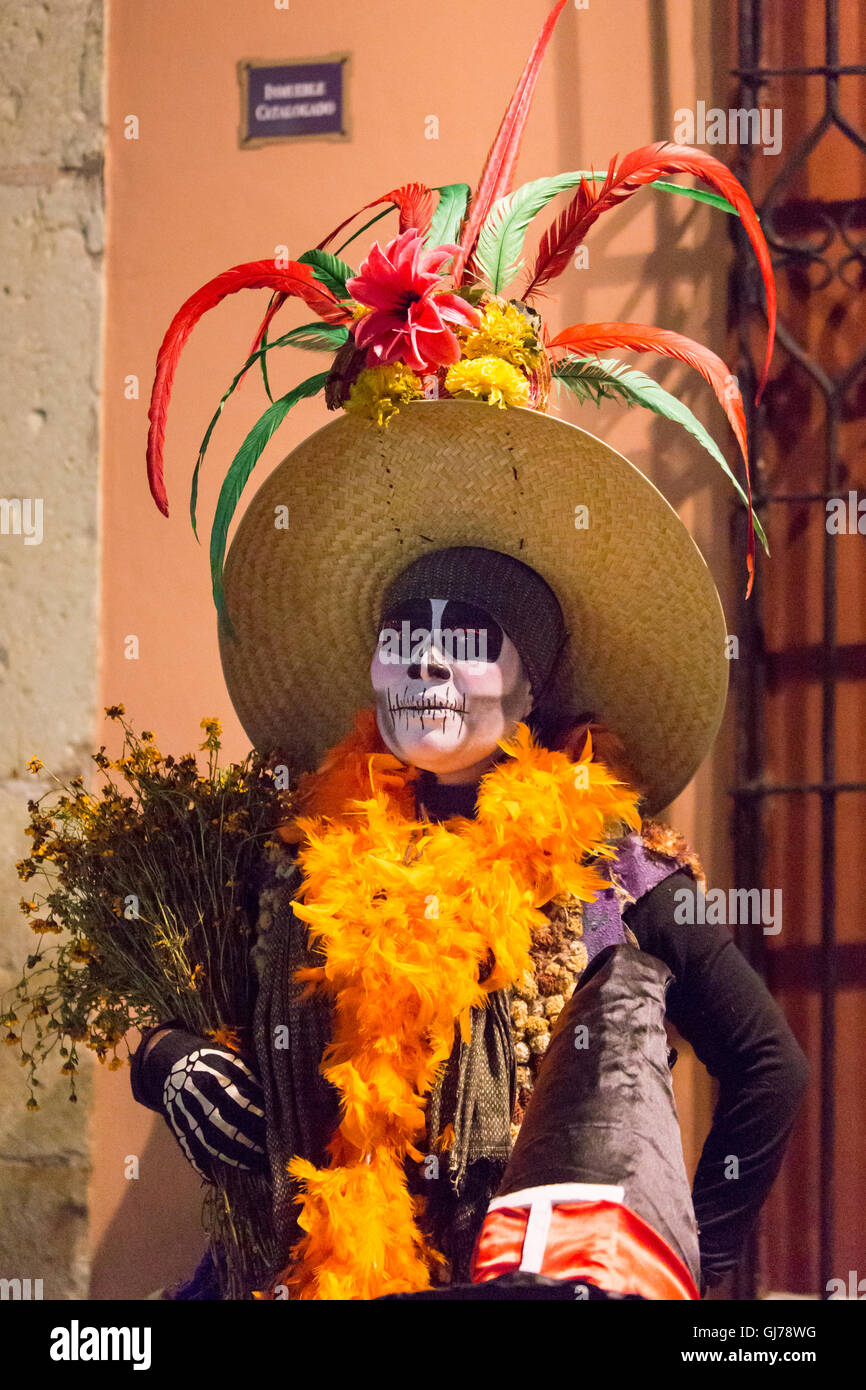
top-left (131, 540), bottom-right (809, 1302)
top-left (130, 0), bottom-right (807, 1302)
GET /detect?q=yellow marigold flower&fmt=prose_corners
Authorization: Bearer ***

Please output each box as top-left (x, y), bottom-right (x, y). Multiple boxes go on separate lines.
top-left (26, 757), bottom-right (44, 774)
top-left (107, 1057), bottom-right (125, 1071)
top-left (105, 704), bottom-right (125, 719)
top-left (26, 1098), bottom-right (39, 1111)
top-left (30, 919), bottom-right (62, 935)
top-left (207, 1025), bottom-right (241, 1052)
top-left (61, 1061), bottom-right (77, 1074)
top-left (444, 356), bottom-right (531, 408)
top-left (19, 899), bottom-right (38, 914)
top-left (460, 299), bottom-right (542, 372)
top-left (4, 1032), bottom-right (20, 1045)
top-left (345, 364), bottom-right (424, 427)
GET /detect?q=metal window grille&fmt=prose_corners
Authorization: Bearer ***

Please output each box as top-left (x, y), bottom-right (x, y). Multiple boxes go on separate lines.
top-left (730, 0), bottom-right (866, 1298)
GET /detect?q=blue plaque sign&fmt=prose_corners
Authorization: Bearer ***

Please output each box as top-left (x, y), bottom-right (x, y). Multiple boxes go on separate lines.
top-left (238, 54), bottom-right (351, 147)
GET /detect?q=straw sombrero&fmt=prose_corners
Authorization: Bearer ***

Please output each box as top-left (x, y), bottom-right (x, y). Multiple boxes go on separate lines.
top-left (144, 1), bottom-right (773, 815)
top-left (217, 400), bottom-right (728, 815)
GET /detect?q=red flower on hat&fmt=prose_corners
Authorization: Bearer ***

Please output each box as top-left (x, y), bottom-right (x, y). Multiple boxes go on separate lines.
top-left (346, 228), bottom-right (480, 373)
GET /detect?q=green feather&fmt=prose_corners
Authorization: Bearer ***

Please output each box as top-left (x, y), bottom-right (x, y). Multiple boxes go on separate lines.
top-left (553, 355), bottom-right (769, 553)
top-left (425, 184), bottom-right (472, 248)
top-left (212, 371), bottom-right (331, 634)
top-left (649, 177), bottom-right (741, 216)
top-left (258, 316), bottom-right (276, 406)
top-left (473, 173), bottom-right (587, 292)
top-left (272, 322), bottom-right (351, 352)
top-left (190, 326), bottom-right (348, 538)
top-left (333, 206), bottom-right (394, 257)
top-left (474, 169), bottom-right (745, 297)
top-left (573, 171), bottom-right (741, 217)
top-left (296, 249), bottom-right (356, 298)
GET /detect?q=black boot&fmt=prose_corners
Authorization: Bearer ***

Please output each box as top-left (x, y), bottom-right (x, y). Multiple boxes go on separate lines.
top-left (382, 944), bottom-right (700, 1301)
top-left (486, 942), bottom-right (700, 1287)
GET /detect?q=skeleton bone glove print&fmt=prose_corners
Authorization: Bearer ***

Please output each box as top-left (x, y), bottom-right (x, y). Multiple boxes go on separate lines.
top-left (161, 1047), bottom-right (267, 1181)
top-left (131, 1027), bottom-right (270, 1182)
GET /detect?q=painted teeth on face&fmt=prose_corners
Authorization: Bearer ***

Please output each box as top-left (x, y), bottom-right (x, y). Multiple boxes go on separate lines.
top-left (385, 684), bottom-right (468, 734)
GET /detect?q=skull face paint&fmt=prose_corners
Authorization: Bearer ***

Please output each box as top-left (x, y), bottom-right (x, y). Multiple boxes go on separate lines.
top-left (370, 597), bottom-right (533, 777)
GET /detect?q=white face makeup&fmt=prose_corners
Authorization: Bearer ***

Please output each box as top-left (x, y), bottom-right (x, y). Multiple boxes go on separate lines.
top-left (370, 597), bottom-right (533, 777)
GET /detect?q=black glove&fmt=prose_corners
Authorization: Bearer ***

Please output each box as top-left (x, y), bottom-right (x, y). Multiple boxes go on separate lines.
top-left (130, 1021), bottom-right (268, 1182)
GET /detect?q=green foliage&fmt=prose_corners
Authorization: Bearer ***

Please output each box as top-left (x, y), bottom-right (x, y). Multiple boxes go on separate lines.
top-left (473, 173), bottom-right (584, 291)
top-left (296, 248), bottom-right (356, 297)
top-left (554, 354), bottom-right (768, 552)
top-left (425, 183), bottom-right (472, 247)
top-left (211, 372), bottom-right (331, 627)
top-left (4, 710), bottom-right (290, 1105)
top-left (190, 329), bottom-right (348, 537)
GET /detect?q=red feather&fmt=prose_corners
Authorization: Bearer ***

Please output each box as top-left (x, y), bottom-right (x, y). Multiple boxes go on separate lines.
top-left (247, 291), bottom-right (289, 366)
top-left (549, 320), bottom-right (756, 596)
top-left (392, 182), bottom-right (437, 237)
top-left (146, 260), bottom-right (350, 516)
top-left (522, 157), bottom-right (615, 296)
top-left (317, 183), bottom-right (437, 251)
top-left (451, 0), bottom-right (568, 287)
top-left (525, 141), bottom-right (775, 402)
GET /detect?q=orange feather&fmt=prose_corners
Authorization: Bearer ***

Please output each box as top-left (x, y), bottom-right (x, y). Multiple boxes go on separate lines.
top-left (549, 320), bottom-right (756, 596)
top-left (526, 141), bottom-right (776, 402)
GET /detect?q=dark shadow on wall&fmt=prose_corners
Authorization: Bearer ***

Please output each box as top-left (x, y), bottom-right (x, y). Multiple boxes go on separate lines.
top-left (89, 1112), bottom-right (206, 1300)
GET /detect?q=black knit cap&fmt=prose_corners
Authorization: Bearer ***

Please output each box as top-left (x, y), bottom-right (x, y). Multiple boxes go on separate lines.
top-left (378, 547), bottom-right (568, 698)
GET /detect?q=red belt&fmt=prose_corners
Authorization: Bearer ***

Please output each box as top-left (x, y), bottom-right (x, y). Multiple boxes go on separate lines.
top-left (470, 1183), bottom-right (700, 1300)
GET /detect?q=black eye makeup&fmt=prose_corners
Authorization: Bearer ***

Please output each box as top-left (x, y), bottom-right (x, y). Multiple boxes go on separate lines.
top-left (377, 599), bottom-right (504, 663)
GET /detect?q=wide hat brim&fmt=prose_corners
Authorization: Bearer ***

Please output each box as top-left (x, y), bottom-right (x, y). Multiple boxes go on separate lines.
top-left (219, 400), bottom-right (728, 815)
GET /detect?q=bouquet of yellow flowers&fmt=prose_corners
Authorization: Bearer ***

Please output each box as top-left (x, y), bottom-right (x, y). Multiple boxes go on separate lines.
top-left (3, 705), bottom-right (290, 1297)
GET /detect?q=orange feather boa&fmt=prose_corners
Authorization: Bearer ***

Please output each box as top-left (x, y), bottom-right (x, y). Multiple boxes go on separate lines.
top-left (261, 707), bottom-right (641, 1300)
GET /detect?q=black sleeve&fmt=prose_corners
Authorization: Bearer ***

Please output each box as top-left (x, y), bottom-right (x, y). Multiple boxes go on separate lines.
top-left (129, 1018), bottom-right (193, 1112)
top-left (623, 871), bottom-right (810, 1288)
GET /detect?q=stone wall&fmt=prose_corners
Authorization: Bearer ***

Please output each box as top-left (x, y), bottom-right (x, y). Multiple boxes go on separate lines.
top-left (0, 0), bottom-right (103, 1300)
